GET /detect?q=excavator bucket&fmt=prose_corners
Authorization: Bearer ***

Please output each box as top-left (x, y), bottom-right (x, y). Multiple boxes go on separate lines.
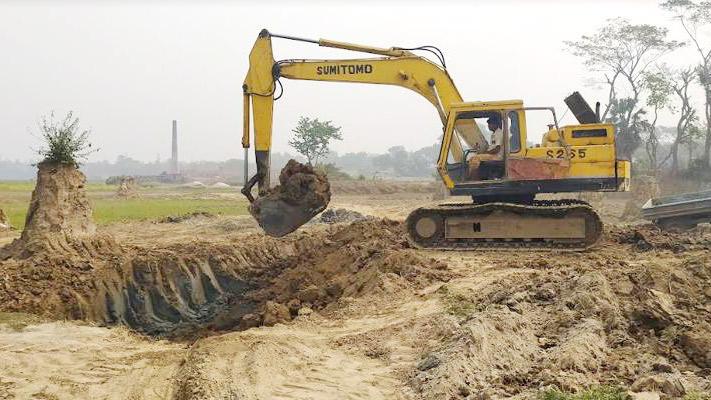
top-left (249, 160), bottom-right (331, 237)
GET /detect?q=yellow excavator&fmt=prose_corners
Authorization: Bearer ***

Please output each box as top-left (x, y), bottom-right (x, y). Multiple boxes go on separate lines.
top-left (241, 29), bottom-right (630, 250)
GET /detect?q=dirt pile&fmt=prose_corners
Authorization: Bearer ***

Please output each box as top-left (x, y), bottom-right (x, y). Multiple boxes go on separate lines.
top-left (610, 224), bottom-right (711, 252)
top-left (318, 207), bottom-right (368, 224)
top-left (0, 231), bottom-right (304, 333)
top-left (22, 162), bottom-right (96, 239)
top-left (0, 219), bottom-right (451, 337)
top-left (0, 162), bottom-right (97, 259)
top-left (159, 211), bottom-right (215, 223)
top-left (0, 234), bottom-right (124, 317)
top-left (115, 176), bottom-right (139, 198)
top-left (242, 219), bottom-right (450, 326)
top-left (407, 232), bottom-right (711, 398)
top-left (330, 180), bottom-right (439, 195)
top-left (0, 208), bottom-right (11, 230)
top-left (249, 160), bottom-right (331, 237)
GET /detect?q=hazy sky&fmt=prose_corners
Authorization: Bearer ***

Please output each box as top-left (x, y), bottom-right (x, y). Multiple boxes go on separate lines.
top-left (0, 0), bottom-right (705, 163)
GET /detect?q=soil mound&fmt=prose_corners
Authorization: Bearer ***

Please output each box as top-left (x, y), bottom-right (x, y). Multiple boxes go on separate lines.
top-left (409, 240), bottom-right (711, 398)
top-left (249, 160), bottom-right (331, 237)
top-left (1, 162), bottom-right (97, 259)
top-left (0, 234), bottom-right (124, 317)
top-left (0, 208), bottom-right (11, 230)
top-left (22, 162), bottom-right (95, 240)
top-left (159, 211), bottom-right (215, 223)
top-left (115, 176), bottom-right (139, 198)
top-left (245, 219), bottom-right (449, 321)
top-left (609, 224), bottom-right (711, 252)
top-left (0, 219), bottom-right (450, 337)
top-left (318, 208), bottom-right (368, 224)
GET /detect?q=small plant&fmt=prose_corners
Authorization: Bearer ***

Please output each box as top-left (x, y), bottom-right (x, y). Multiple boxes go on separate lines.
top-left (437, 285), bottom-right (477, 318)
top-left (684, 392), bottom-right (711, 400)
top-left (0, 312), bottom-right (47, 331)
top-left (35, 111), bottom-right (97, 167)
top-left (539, 386), bottom-right (628, 400)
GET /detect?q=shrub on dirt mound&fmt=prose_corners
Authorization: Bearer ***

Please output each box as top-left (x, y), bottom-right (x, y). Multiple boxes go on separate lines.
top-left (116, 176), bottom-right (139, 198)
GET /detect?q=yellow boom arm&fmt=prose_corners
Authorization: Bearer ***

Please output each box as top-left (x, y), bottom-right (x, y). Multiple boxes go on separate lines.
top-left (241, 29), bottom-right (484, 198)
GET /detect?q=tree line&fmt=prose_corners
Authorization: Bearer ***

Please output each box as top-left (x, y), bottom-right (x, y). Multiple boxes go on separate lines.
top-left (565, 1), bottom-right (711, 179)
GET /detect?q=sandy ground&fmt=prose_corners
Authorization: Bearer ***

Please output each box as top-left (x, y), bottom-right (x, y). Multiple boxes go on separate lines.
top-left (1, 187), bottom-right (709, 400)
top-left (0, 321), bottom-right (184, 399)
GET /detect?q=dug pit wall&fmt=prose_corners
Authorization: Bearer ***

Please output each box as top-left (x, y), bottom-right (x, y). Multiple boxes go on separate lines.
top-left (1, 219), bottom-right (447, 338)
top-left (81, 237), bottom-right (311, 336)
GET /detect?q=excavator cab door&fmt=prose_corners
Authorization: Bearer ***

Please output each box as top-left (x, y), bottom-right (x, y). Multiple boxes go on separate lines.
top-left (438, 105), bottom-right (527, 186)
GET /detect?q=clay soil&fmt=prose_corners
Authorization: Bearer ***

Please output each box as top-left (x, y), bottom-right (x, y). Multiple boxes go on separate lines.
top-left (0, 187), bottom-right (710, 399)
top-left (249, 160), bottom-right (331, 237)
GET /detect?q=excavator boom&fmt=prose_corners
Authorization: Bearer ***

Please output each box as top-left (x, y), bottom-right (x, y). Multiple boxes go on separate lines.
top-left (242, 29), bottom-right (485, 195)
top-left (241, 29), bottom-right (488, 237)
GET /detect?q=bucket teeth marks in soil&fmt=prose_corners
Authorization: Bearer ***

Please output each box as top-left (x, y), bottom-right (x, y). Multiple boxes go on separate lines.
top-left (0, 220), bottom-right (452, 338)
top-left (0, 322), bottom-right (183, 400)
top-left (172, 322), bottom-right (408, 400)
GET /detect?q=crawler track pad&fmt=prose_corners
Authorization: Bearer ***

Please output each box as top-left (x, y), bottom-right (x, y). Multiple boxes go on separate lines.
top-left (406, 200), bottom-right (602, 250)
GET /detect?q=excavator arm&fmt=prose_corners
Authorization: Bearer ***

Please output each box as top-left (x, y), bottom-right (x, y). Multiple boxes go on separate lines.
top-left (241, 29), bottom-right (485, 199)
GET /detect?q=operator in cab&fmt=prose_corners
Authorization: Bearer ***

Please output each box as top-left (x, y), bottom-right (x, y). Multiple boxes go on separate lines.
top-left (485, 115), bottom-right (504, 157)
top-left (467, 113), bottom-right (505, 181)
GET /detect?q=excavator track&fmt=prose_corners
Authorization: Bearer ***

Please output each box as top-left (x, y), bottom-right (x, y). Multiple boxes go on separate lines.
top-left (406, 199), bottom-right (602, 251)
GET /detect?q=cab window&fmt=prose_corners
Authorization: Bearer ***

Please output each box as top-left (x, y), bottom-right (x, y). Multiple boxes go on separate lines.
top-left (452, 110), bottom-right (520, 156)
top-left (508, 111), bottom-right (521, 153)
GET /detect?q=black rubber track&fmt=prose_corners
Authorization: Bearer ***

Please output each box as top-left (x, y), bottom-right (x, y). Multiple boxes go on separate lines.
top-left (405, 199), bottom-right (602, 251)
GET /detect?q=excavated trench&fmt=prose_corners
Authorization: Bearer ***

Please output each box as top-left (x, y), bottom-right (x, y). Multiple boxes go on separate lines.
top-left (97, 259), bottom-right (255, 336)
top-left (0, 219), bottom-right (448, 338)
top-left (86, 238), bottom-right (304, 337)
top-left (0, 219), bottom-right (450, 338)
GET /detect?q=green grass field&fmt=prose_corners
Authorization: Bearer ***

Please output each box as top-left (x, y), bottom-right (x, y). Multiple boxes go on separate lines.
top-left (0, 181), bottom-right (249, 230)
top-left (91, 198), bottom-right (248, 225)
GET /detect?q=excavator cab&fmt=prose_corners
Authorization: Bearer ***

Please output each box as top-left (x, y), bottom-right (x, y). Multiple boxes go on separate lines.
top-left (442, 101), bottom-right (528, 185)
top-left (437, 100), bottom-right (630, 203)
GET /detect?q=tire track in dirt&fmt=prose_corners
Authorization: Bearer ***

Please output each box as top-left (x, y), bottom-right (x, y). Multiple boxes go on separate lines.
top-left (172, 299), bottom-right (443, 400)
top-left (0, 322), bottom-right (183, 399)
